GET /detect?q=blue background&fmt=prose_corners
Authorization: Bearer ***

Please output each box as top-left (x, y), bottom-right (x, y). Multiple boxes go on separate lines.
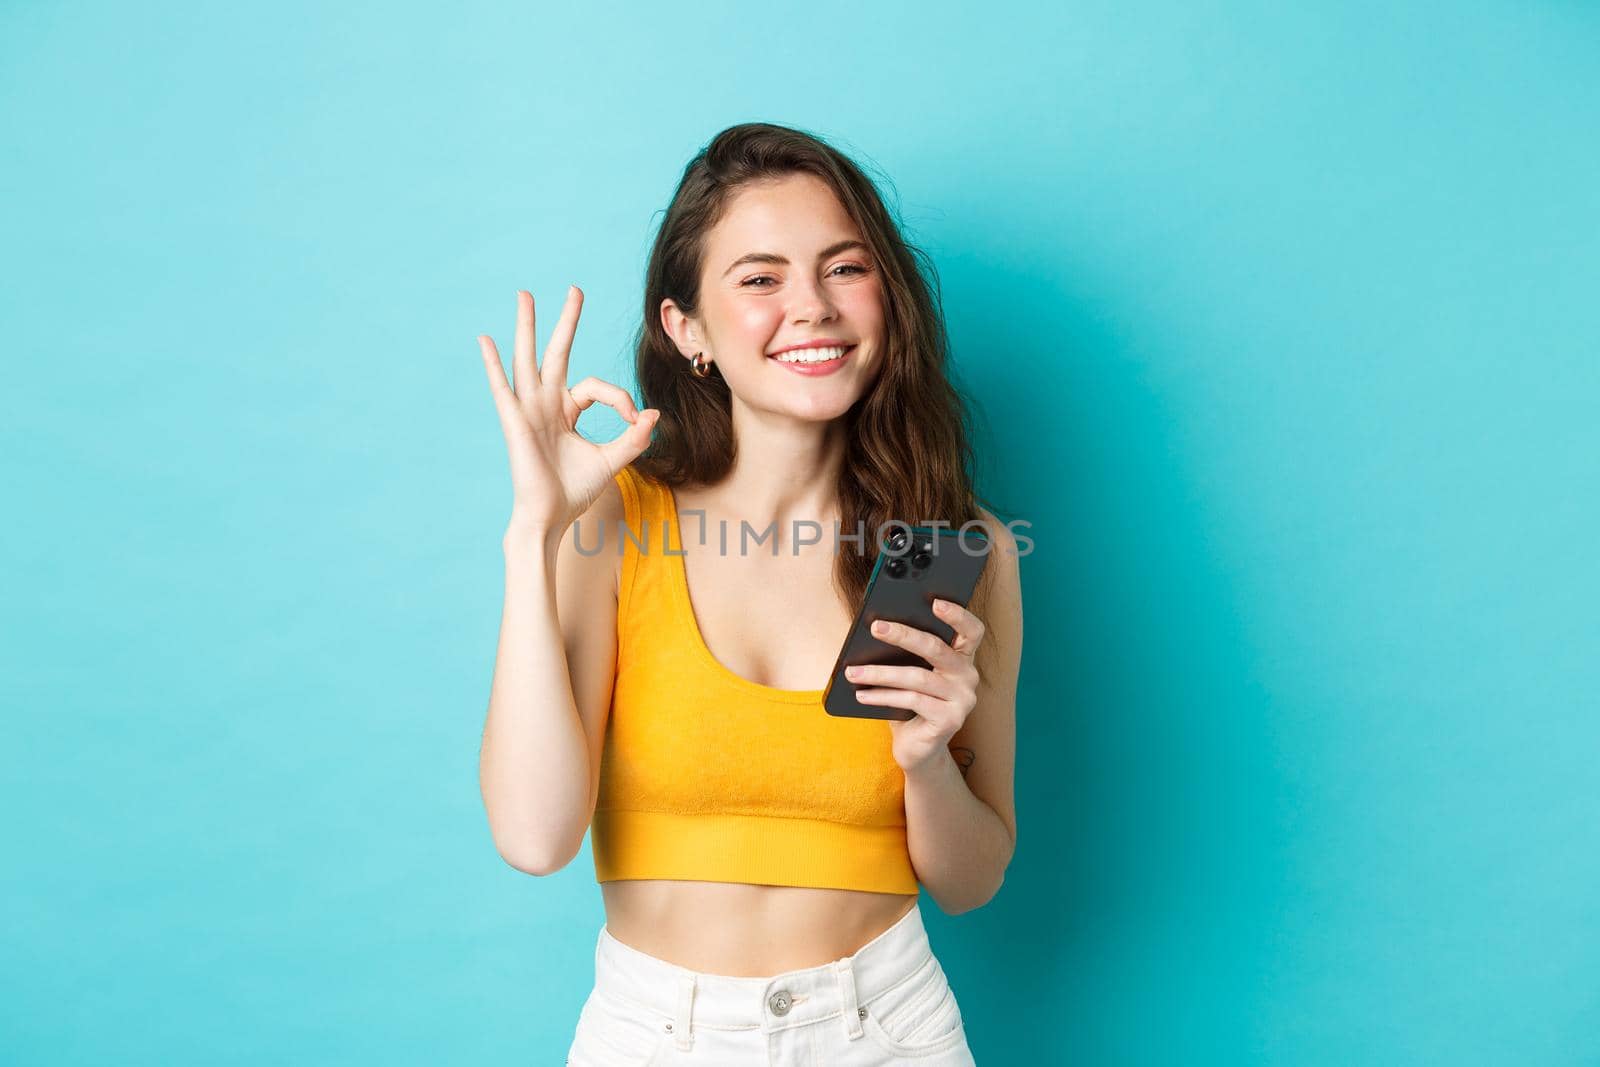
top-left (4, 1), bottom-right (1597, 1063)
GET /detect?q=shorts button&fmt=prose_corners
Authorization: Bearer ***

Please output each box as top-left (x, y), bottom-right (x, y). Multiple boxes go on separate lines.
top-left (768, 989), bottom-right (792, 1016)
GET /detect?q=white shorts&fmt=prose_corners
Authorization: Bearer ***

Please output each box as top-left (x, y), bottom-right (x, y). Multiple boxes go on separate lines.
top-left (565, 900), bottom-right (976, 1065)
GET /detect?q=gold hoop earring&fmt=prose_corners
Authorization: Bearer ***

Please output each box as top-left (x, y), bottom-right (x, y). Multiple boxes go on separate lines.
top-left (690, 351), bottom-right (712, 378)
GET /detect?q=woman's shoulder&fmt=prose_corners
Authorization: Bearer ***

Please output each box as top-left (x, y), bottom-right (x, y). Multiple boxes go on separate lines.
top-left (595, 466), bottom-right (631, 518)
top-left (971, 504), bottom-right (1019, 560)
top-left (610, 462), bottom-right (672, 521)
top-left (613, 461), bottom-right (670, 500)
top-left (556, 469), bottom-right (629, 580)
top-left (966, 503), bottom-right (1023, 629)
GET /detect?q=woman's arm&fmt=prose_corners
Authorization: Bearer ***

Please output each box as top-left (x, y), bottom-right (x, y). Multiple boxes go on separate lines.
top-left (479, 492), bottom-right (622, 875)
top-left (473, 286), bottom-right (654, 876)
top-left (852, 508), bottom-right (1023, 913)
top-left (903, 746), bottom-right (1015, 915)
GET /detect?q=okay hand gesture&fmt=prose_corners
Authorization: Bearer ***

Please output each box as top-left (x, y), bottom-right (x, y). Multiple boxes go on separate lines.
top-left (478, 287), bottom-right (659, 532)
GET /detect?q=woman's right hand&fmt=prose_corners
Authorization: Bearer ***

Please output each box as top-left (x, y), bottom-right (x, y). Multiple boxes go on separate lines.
top-left (478, 287), bottom-right (659, 534)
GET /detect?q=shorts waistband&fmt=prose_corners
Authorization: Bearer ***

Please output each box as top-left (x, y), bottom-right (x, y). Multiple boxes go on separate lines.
top-left (592, 899), bottom-right (931, 1033)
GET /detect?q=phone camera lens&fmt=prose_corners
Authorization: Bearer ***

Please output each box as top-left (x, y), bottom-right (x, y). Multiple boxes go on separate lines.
top-left (885, 529), bottom-right (910, 554)
top-left (886, 558), bottom-right (909, 579)
top-left (911, 551), bottom-right (932, 569)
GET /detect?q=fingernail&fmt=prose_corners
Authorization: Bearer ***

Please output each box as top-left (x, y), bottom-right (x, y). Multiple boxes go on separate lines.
top-left (872, 620), bottom-right (888, 634)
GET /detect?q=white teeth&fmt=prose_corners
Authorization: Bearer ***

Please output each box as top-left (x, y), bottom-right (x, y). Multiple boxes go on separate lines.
top-left (773, 345), bottom-right (849, 363)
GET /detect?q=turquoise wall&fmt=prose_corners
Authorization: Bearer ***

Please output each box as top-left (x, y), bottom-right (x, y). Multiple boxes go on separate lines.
top-left (4, 1), bottom-right (1596, 1062)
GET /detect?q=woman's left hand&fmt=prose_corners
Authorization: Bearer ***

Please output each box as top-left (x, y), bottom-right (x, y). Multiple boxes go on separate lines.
top-left (844, 598), bottom-right (986, 775)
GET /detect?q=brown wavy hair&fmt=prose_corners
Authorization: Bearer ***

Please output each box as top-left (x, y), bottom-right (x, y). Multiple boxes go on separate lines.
top-left (630, 121), bottom-right (1003, 613)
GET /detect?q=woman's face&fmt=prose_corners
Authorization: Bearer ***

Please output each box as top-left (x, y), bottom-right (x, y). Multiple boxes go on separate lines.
top-left (664, 172), bottom-right (886, 421)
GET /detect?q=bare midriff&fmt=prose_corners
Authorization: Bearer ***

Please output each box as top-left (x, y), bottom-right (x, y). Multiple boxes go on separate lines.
top-left (600, 880), bottom-right (918, 976)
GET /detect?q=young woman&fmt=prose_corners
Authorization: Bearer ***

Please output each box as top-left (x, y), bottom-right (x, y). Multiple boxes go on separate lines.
top-left (477, 122), bottom-right (1023, 1065)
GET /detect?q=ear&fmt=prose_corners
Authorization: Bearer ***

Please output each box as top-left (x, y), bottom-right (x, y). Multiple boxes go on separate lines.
top-left (659, 298), bottom-right (703, 360)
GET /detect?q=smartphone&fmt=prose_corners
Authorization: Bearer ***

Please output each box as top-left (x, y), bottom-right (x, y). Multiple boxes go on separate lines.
top-left (823, 524), bottom-right (992, 720)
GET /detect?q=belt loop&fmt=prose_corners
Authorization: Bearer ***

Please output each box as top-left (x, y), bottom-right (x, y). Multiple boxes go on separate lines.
top-left (672, 972), bottom-right (696, 1051)
top-left (833, 959), bottom-right (864, 1041)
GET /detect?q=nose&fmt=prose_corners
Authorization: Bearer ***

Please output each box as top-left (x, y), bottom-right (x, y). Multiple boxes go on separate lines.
top-left (788, 275), bottom-right (838, 326)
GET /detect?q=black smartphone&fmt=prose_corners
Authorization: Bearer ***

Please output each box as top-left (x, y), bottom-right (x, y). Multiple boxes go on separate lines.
top-left (823, 524), bottom-right (992, 720)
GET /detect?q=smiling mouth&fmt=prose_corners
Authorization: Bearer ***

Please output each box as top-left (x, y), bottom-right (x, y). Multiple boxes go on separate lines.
top-left (768, 344), bottom-right (857, 365)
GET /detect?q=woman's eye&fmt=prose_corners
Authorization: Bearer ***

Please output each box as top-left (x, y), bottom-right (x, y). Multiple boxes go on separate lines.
top-left (739, 264), bottom-right (869, 288)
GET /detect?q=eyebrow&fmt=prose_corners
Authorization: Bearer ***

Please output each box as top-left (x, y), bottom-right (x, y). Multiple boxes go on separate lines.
top-left (721, 239), bottom-right (871, 278)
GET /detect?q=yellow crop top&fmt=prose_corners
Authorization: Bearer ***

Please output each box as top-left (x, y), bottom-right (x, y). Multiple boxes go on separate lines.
top-left (589, 464), bottom-right (919, 895)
